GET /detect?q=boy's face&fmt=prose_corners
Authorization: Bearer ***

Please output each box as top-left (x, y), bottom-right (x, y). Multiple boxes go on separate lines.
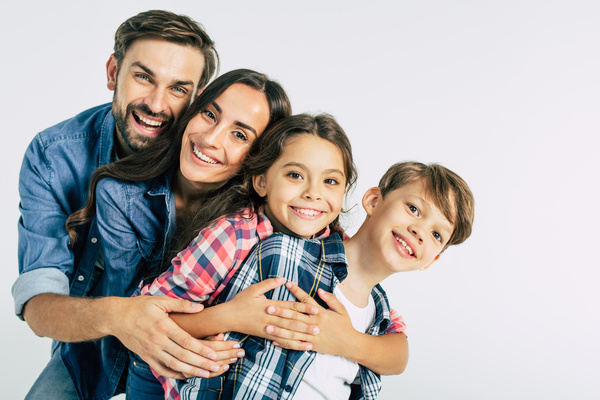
top-left (362, 180), bottom-right (455, 274)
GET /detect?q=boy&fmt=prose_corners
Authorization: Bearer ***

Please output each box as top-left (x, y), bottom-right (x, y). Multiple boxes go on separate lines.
top-left (175, 161), bottom-right (475, 399)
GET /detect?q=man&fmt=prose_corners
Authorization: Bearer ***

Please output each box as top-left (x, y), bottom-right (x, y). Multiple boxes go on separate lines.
top-left (13, 10), bottom-right (219, 400)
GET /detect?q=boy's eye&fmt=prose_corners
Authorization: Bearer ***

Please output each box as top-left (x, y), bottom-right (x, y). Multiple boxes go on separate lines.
top-left (408, 204), bottom-right (420, 216)
top-left (233, 130), bottom-right (248, 142)
top-left (432, 231), bottom-right (443, 243)
top-left (286, 171), bottom-right (303, 180)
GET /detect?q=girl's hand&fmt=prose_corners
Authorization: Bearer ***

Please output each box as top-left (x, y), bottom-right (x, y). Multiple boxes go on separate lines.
top-left (181, 333), bottom-right (244, 379)
top-left (266, 282), bottom-right (357, 356)
top-left (228, 278), bottom-right (321, 351)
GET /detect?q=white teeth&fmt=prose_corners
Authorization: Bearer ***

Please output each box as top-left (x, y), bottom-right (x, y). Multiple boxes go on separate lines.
top-left (136, 113), bottom-right (164, 128)
top-left (295, 208), bottom-right (321, 216)
top-left (192, 143), bottom-right (218, 164)
top-left (395, 235), bottom-right (414, 255)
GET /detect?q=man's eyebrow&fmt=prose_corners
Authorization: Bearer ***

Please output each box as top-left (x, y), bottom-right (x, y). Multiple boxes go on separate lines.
top-left (132, 62), bottom-right (194, 87)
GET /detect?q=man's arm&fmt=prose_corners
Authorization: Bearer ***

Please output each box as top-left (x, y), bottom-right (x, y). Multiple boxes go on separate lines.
top-left (23, 293), bottom-right (230, 379)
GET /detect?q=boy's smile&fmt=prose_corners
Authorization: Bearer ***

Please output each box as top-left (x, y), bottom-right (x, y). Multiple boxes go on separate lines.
top-left (253, 134), bottom-right (346, 239)
top-left (361, 179), bottom-right (454, 275)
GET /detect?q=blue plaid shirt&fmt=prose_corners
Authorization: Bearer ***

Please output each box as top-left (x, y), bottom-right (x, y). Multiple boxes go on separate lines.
top-left (176, 232), bottom-right (394, 400)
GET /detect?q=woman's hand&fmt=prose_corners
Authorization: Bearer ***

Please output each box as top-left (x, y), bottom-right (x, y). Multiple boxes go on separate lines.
top-left (265, 282), bottom-right (356, 355)
top-left (227, 278), bottom-right (321, 350)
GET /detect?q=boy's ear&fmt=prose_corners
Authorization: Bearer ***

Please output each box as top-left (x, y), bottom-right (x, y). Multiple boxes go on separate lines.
top-left (362, 187), bottom-right (382, 216)
top-left (106, 54), bottom-right (118, 91)
top-left (252, 174), bottom-right (268, 197)
top-left (421, 254), bottom-right (441, 271)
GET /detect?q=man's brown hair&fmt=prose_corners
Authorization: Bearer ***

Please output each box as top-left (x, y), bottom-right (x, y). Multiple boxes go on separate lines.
top-left (113, 9), bottom-right (219, 87)
top-left (378, 161), bottom-right (475, 250)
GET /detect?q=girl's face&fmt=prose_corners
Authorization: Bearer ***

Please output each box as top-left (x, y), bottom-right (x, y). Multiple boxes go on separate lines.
top-left (253, 134), bottom-right (347, 238)
top-left (179, 83), bottom-right (270, 193)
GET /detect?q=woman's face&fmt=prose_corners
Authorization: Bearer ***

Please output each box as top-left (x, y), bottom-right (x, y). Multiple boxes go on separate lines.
top-left (179, 83), bottom-right (270, 192)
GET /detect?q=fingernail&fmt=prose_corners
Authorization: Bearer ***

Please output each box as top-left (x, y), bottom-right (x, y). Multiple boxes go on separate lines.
top-left (266, 325), bottom-right (274, 334)
top-left (312, 327), bottom-right (319, 335)
top-left (267, 306), bottom-right (276, 314)
top-left (210, 365), bottom-right (219, 372)
top-left (286, 281), bottom-right (293, 288)
top-left (273, 341), bottom-right (280, 347)
top-left (230, 358), bottom-right (238, 362)
top-left (233, 343), bottom-right (241, 349)
top-left (191, 302), bottom-right (203, 308)
top-left (198, 370), bottom-right (209, 378)
top-left (305, 344), bottom-right (313, 350)
top-left (237, 351), bottom-right (245, 357)
top-left (276, 277), bottom-right (284, 283)
top-left (208, 353), bottom-right (217, 360)
top-left (223, 365), bottom-right (229, 371)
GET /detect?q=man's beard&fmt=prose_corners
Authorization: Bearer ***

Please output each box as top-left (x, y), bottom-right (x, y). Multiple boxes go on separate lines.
top-left (112, 97), bottom-right (173, 154)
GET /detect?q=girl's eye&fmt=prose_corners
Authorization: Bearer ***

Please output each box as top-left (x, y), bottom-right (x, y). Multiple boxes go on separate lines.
top-left (432, 231), bottom-right (443, 243)
top-left (408, 204), bottom-right (420, 216)
top-left (287, 172), bottom-right (302, 180)
top-left (233, 130), bottom-right (248, 142)
top-left (324, 178), bottom-right (338, 185)
top-left (203, 110), bottom-right (216, 121)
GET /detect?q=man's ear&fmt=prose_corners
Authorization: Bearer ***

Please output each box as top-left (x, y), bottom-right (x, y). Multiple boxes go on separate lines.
top-left (106, 54), bottom-right (118, 91)
top-left (195, 85), bottom-right (206, 99)
top-left (252, 174), bottom-right (267, 197)
top-left (362, 187), bottom-right (382, 216)
top-left (421, 254), bottom-right (441, 271)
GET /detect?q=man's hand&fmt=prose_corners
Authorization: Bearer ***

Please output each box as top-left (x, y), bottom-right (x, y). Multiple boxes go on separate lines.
top-left (108, 295), bottom-right (228, 379)
top-left (181, 333), bottom-right (245, 379)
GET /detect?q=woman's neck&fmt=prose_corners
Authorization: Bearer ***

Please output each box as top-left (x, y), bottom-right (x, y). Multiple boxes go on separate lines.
top-left (173, 170), bottom-right (218, 211)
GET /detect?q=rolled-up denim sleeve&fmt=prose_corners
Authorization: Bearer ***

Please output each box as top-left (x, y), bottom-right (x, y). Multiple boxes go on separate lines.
top-left (13, 136), bottom-right (74, 319)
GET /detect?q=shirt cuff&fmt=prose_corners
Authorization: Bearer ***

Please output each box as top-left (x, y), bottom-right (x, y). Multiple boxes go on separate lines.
top-left (12, 268), bottom-right (70, 320)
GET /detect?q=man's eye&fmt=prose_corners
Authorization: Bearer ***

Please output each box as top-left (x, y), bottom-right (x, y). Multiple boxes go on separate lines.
top-left (172, 87), bottom-right (188, 95)
top-left (136, 73), bottom-right (150, 82)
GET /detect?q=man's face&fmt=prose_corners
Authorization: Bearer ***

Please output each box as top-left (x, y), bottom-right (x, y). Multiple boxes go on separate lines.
top-left (107, 38), bottom-right (206, 157)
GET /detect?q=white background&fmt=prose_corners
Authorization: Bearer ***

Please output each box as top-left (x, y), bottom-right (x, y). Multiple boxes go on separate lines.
top-left (2, 1), bottom-right (599, 399)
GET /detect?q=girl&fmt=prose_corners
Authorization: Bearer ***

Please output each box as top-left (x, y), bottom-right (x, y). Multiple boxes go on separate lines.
top-left (139, 114), bottom-right (407, 399)
top-left (65, 69), bottom-right (298, 399)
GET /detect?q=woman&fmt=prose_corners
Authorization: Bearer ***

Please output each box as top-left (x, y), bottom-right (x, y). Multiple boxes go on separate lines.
top-left (66, 69), bottom-right (294, 399)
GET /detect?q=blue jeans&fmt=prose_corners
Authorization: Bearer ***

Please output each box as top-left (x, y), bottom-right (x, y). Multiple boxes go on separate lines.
top-left (25, 344), bottom-right (78, 400)
top-left (126, 352), bottom-right (165, 400)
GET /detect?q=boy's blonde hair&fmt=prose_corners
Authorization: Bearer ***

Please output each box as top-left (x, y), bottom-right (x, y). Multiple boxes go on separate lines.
top-left (378, 161), bottom-right (474, 250)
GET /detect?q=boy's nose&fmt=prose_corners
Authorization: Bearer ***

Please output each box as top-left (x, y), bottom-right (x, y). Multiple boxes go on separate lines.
top-left (410, 227), bottom-right (424, 243)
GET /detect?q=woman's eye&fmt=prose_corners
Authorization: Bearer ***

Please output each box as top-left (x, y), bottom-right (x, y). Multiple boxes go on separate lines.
top-left (287, 172), bottom-right (302, 180)
top-left (408, 204), bottom-right (420, 216)
top-left (433, 231), bottom-right (443, 243)
top-left (233, 130), bottom-right (248, 141)
top-left (203, 110), bottom-right (216, 121)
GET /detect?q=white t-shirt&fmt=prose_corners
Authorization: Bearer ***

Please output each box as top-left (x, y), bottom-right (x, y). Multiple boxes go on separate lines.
top-left (293, 286), bottom-right (376, 399)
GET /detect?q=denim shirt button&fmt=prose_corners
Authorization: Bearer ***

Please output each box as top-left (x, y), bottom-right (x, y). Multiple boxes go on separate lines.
top-left (77, 275), bottom-right (85, 282)
top-left (284, 385), bottom-right (292, 392)
top-left (90, 237), bottom-right (98, 244)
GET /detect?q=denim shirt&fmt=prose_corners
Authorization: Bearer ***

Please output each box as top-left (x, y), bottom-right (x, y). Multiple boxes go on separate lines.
top-left (12, 103), bottom-right (123, 400)
top-left (58, 172), bottom-right (177, 400)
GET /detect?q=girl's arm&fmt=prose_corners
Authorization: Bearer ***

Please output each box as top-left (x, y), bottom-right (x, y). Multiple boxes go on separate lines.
top-left (265, 282), bottom-right (409, 375)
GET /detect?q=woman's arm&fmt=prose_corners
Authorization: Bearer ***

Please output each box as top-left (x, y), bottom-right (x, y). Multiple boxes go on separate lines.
top-left (264, 283), bottom-right (409, 375)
